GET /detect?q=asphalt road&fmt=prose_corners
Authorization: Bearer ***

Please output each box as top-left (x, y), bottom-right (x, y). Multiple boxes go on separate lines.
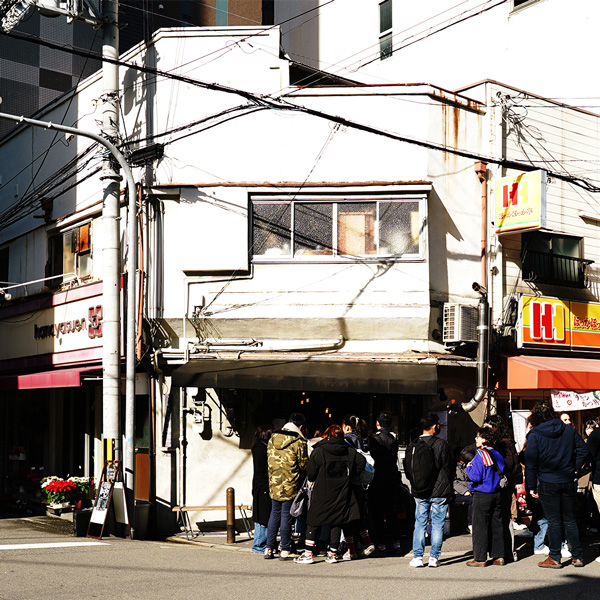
top-left (1, 517), bottom-right (599, 600)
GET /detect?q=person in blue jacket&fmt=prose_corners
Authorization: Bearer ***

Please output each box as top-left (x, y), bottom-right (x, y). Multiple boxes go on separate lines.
top-left (465, 426), bottom-right (505, 567)
top-left (524, 401), bottom-right (589, 569)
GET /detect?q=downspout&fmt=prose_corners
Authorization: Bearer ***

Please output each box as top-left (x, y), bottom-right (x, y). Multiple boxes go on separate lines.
top-left (462, 162), bottom-right (490, 413)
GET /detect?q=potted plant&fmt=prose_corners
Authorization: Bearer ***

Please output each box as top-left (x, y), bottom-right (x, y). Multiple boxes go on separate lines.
top-left (41, 476), bottom-right (76, 508)
top-left (68, 476), bottom-right (95, 509)
top-left (41, 476), bottom-right (94, 509)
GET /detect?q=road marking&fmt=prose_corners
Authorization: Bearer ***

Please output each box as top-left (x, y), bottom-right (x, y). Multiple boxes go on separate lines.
top-left (0, 542), bottom-right (109, 550)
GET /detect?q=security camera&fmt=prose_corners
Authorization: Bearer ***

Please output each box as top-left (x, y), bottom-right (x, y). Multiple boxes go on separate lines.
top-left (472, 282), bottom-right (487, 295)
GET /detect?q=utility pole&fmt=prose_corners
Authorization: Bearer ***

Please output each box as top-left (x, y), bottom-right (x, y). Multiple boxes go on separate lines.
top-left (100, 0), bottom-right (121, 466)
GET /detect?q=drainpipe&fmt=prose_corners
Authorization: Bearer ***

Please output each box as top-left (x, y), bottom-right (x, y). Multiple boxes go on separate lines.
top-left (462, 161), bottom-right (490, 413)
top-left (462, 288), bottom-right (489, 413)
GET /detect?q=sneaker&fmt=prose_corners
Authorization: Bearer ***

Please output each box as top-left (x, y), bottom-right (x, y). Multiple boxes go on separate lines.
top-left (264, 548), bottom-right (274, 560)
top-left (342, 550), bottom-right (357, 561)
top-left (513, 522), bottom-right (527, 531)
top-left (361, 544), bottom-right (375, 557)
top-left (324, 551), bottom-right (338, 564)
top-left (428, 556), bottom-right (439, 568)
top-left (294, 551), bottom-right (314, 564)
top-left (561, 545), bottom-right (572, 559)
top-left (377, 544), bottom-right (387, 553)
top-left (280, 550), bottom-right (297, 561)
top-left (595, 556), bottom-right (600, 563)
top-left (534, 546), bottom-right (549, 555)
top-left (467, 525), bottom-right (473, 534)
top-left (409, 556), bottom-right (424, 568)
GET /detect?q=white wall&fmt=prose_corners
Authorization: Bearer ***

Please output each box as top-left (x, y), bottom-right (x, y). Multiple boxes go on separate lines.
top-left (276, 0), bottom-right (600, 106)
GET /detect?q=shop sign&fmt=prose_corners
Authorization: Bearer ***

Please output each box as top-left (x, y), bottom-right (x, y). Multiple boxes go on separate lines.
top-left (519, 294), bottom-right (600, 352)
top-left (551, 389), bottom-right (600, 411)
top-left (0, 284), bottom-right (108, 364)
top-left (494, 170), bottom-right (547, 234)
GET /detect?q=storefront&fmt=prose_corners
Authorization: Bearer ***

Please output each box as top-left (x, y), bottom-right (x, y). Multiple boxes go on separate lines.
top-left (497, 294), bottom-right (600, 438)
top-left (0, 282), bottom-right (105, 513)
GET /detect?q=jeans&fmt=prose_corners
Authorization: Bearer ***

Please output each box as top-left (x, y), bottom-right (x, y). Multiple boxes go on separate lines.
top-left (538, 480), bottom-right (582, 561)
top-left (534, 517), bottom-right (548, 551)
top-left (252, 523), bottom-right (268, 553)
top-left (412, 497), bottom-right (448, 559)
top-left (266, 499), bottom-right (293, 552)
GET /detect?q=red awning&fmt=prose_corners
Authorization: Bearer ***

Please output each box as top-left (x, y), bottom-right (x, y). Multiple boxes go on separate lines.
top-left (0, 367), bottom-right (100, 390)
top-left (506, 355), bottom-right (600, 390)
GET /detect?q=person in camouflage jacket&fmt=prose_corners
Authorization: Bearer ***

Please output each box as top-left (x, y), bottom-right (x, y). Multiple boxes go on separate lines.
top-left (264, 413), bottom-right (308, 560)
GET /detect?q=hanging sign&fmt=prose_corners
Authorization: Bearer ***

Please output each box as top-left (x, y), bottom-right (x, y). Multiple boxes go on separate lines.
top-left (551, 389), bottom-right (600, 411)
top-left (494, 170), bottom-right (547, 234)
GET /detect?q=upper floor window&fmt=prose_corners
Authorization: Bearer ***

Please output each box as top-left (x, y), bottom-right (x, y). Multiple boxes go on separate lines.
top-left (513, 0), bottom-right (540, 9)
top-left (48, 223), bottom-right (92, 286)
top-left (252, 196), bottom-right (425, 261)
top-left (379, 0), bottom-right (392, 60)
top-left (521, 231), bottom-right (593, 288)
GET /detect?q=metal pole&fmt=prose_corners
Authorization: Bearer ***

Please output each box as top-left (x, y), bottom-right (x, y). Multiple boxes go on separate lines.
top-left (226, 487), bottom-right (235, 544)
top-left (100, 0), bottom-right (121, 465)
top-left (0, 109), bottom-right (137, 536)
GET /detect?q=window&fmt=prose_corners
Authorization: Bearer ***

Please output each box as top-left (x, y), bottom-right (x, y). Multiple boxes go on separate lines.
top-left (513, 0), bottom-right (540, 8)
top-left (252, 197), bottom-right (424, 260)
top-left (0, 247), bottom-right (8, 285)
top-left (521, 231), bottom-right (593, 288)
top-left (379, 0), bottom-right (392, 60)
top-left (48, 223), bottom-right (92, 286)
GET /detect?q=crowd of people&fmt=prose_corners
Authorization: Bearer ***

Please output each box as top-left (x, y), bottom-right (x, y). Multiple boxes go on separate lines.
top-left (250, 403), bottom-right (600, 568)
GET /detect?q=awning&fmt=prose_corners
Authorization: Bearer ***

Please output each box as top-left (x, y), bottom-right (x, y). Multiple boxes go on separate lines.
top-left (172, 352), bottom-right (438, 394)
top-left (0, 366), bottom-right (101, 390)
top-left (506, 355), bottom-right (600, 390)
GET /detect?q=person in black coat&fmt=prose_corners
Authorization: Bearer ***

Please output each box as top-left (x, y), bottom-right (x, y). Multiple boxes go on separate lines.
top-left (295, 424), bottom-right (375, 564)
top-left (252, 424), bottom-right (274, 553)
top-left (368, 410), bottom-right (402, 553)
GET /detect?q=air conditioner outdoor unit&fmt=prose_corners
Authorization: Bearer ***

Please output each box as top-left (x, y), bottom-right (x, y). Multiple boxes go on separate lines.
top-left (443, 303), bottom-right (478, 343)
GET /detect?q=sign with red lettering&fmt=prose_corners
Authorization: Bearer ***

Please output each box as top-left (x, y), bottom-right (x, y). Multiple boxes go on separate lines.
top-left (495, 170), bottom-right (547, 234)
top-left (519, 295), bottom-right (600, 352)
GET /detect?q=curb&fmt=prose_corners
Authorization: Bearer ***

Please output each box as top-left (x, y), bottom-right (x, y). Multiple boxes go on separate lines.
top-left (166, 535), bottom-right (254, 553)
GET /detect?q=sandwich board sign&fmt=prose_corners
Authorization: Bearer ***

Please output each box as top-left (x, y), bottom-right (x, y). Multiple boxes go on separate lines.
top-left (87, 460), bottom-right (130, 539)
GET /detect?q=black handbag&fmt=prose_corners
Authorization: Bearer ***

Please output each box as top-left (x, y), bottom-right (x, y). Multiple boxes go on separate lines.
top-left (289, 479), bottom-right (311, 518)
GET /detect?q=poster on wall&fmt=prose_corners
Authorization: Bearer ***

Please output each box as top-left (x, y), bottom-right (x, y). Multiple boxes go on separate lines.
top-left (511, 410), bottom-right (530, 453)
top-left (551, 389), bottom-right (600, 412)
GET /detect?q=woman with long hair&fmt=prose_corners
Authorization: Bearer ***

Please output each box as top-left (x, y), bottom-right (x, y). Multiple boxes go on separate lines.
top-left (295, 424), bottom-right (374, 564)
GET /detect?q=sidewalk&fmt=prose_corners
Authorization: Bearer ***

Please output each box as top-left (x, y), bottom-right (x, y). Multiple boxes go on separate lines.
top-left (165, 526), bottom-right (540, 558)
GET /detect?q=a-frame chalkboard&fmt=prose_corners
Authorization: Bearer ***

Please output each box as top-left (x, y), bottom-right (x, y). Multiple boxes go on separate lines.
top-left (87, 460), bottom-right (130, 540)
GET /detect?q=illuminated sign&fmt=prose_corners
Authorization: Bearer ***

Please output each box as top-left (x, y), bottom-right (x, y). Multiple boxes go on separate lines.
top-left (494, 170), bottom-right (547, 234)
top-left (519, 295), bottom-right (600, 351)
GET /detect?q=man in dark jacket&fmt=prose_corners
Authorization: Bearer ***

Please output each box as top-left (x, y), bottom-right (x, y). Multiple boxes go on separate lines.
top-left (524, 401), bottom-right (589, 569)
top-left (404, 413), bottom-right (453, 568)
top-left (368, 411), bottom-right (402, 553)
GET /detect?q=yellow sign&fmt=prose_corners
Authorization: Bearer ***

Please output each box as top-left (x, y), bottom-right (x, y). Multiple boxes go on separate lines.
top-left (519, 295), bottom-right (600, 351)
top-left (495, 170), bottom-right (546, 234)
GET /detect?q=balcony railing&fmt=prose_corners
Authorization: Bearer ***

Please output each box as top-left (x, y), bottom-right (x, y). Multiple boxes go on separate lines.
top-left (522, 250), bottom-right (594, 288)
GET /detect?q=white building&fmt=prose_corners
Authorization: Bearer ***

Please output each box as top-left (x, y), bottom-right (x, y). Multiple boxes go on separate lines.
top-left (1, 24), bottom-right (598, 533)
top-left (275, 0), bottom-right (600, 108)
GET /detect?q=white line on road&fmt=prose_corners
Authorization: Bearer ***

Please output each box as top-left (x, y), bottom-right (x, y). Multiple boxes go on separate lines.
top-left (0, 542), bottom-right (109, 550)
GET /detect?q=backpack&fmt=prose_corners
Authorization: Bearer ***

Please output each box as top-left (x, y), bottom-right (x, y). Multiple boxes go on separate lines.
top-left (353, 448), bottom-right (375, 486)
top-left (403, 436), bottom-right (439, 496)
top-left (345, 438), bottom-right (375, 486)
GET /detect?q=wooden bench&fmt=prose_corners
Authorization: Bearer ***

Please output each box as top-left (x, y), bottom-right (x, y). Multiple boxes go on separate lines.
top-left (172, 505), bottom-right (252, 541)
